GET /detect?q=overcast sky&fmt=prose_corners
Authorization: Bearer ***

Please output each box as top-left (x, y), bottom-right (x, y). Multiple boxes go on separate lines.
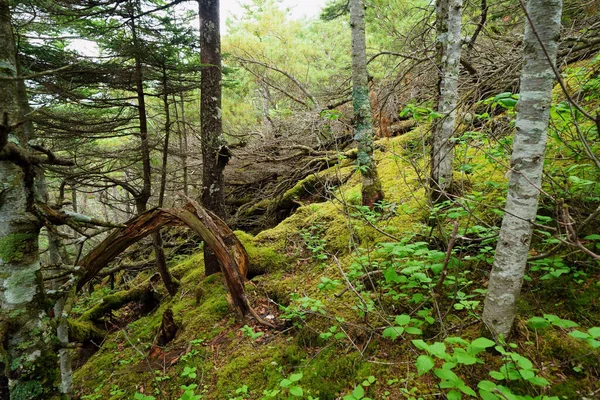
top-left (69, 1), bottom-right (328, 54)
top-left (220, 0), bottom-right (327, 30)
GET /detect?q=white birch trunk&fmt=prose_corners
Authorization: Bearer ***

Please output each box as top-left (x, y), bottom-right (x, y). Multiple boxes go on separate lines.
top-left (431, 0), bottom-right (463, 199)
top-left (482, 0), bottom-right (563, 338)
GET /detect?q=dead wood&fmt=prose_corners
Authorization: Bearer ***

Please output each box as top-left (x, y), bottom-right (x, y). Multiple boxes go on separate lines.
top-left (155, 309), bottom-right (178, 346)
top-left (75, 202), bottom-right (274, 326)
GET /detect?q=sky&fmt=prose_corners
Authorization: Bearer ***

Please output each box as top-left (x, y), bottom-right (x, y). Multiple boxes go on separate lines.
top-left (68, 0), bottom-right (328, 55)
top-left (220, 0), bottom-right (327, 28)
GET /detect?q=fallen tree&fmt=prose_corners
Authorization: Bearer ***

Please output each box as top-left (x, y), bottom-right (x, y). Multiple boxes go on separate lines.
top-left (75, 198), bottom-right (274, 327)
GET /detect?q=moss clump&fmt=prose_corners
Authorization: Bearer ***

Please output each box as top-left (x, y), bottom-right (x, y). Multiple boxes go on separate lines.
top-left (0, 233), bottom-right (37, 263)
top-left (9, 380), bottom-right (43, 400)
top-left (235, 230), bottom-right (286, 276)
top-left (67, 320), bottom-right (105, 342)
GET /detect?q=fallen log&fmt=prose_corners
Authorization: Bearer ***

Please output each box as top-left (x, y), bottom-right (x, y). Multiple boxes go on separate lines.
top-left (75, 201), bottom-right (273, 326)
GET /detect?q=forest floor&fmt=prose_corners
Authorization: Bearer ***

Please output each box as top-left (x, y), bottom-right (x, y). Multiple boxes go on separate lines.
top-left (73, 59), bottom-right (600, 400)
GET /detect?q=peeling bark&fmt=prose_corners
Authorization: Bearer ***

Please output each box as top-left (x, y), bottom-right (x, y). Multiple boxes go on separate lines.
top-left (482, 0), bottom-right (563, 339)
top-left (430, 0), bottom-right (463, 201)
top-left (74, 203), bottom-right (263, 322)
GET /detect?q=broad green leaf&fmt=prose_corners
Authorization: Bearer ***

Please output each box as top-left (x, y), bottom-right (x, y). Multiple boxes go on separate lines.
top-left (434, 367), bottom-right (459, 382)
top-left (477, 380), bottom-right (497, 391)
top-left (514, 356), bottom-right (533, 370)
top-left (382, 326), bottom-right (404, 340)
top-left (447, 390), bottom-right (462, 400)
top-left (405, 327), bottom-right (423, 335)
top-left (428, 342), bottom-right (448, 359)
top-left (395, 314), bottom-right (411, 326)
top-left (528, 376), bottom-right (550, 386)
top-left (416, 355), bottom-right (434, 376)
top-left (289, 373), bottom-right (303, 382)
top-left (412, 339), bottom-right (429, 351)
top-left (445, 337), bottom-right (469, 345)
top-left (526, 317), bottom-right (550, 329)
top-left (280, 379), bottom-right (292, 388)
top-left (289, 386), bottom-right (303, 397)
top-left (458, 382), bottom-right (477, 396)
top-left (352, 384), bottom-right (364, 399)
top-left (479, 390), bottom-right (500, 400)
top-left (454, 349), bottom-right (479, 365)
top-left (569, 330), bottom-right (590, 340)
top-left (588, 327), bottom-right (600, 338)
top-left (471, 337), bottom-right (495, 350)
top-left (489, 371), bottom-right (506, 380)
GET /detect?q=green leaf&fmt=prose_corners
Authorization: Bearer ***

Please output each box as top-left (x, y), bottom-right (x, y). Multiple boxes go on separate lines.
top-left (416, 355), bottom-right (435, 375)
top-left (569, 330), bottom-right (590, 340)
top-left (395, 314), bottom-right (411, 326)
top-left (489, 371), bottom-right (506, 380)
top-left (526, 317), bottom-right (550, 329)
top-left (493, 92), bottom-right (513, 101)
top-left (405, 327), bottom-right (422, 335)
top-left (289, 373), bottom-right (303, 382)
top-left (479, 390), bottom-right (500, 400)
top-left (428, 342), bottom-right (448, 359)
top-left (584, 234), bottom-right (600, 240)
top-left (471, 337), bottom-right (495, 350)
top-left (412, 339), bottom-right (429, 351)
top-left (528, 376), bottom-right (550, 386)
top-left (588, 327), bottom-right (600, 338)
top-left (447, 390), bottom-right (462, 400)
top-left (434, 367), bottom-right (459, 382)
top-left (477, 380), bottom-right (497, 391)
top-left (497, 98), bottom-right (518, 109)
top-left (289, 386), bottom-right (303, 397)
top-left (352, 384), bottom-right (365, 399)
top-left (458, 383), bottom-right (477, 397)
top-left (280, 379), bottom-right (292, 388)
top-left (383, 326), bottom-right (404, 340)
top-left (454, 349), bottom-right (479, 365)
top-left (445, 337), bottom-right (469, 345)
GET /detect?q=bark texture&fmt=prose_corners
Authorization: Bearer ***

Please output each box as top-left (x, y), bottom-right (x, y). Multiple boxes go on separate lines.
top-left (482, 0), bottom-right (563, 339)
top-left (0, 0), bottom-right (59, 397)
top-left (199, 0), bottom-right (227, 275)
top-left (75, 203), bottom-right (261, 320)
top-left (349, 0), bottom-right (384, 208)
top-left (430, 0), bottom-right (463, 201)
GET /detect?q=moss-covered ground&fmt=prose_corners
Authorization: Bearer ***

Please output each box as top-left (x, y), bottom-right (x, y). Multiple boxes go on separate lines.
top-left (74, 60), bottom-right (600, 399)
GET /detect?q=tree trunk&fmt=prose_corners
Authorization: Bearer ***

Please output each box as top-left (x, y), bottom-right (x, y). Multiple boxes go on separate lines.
top-left (482, 0), bottom-right (563, 339)
top-left (0, 0), bottom-right (59, 396)
top-left (430, 0), bottom-right (463, 202)
top-left (349, 0), bottom-right (384, 208)
top-left (199, 0), bottom-right (227, 276)
top-left (176, 93), bottom-right (189, 196)
top-left (130, 7), bottom-right (177, 295)
top-left (159, 65), bottom-right (171, 208)
top-left (131, 12), bottom-right (151, 212)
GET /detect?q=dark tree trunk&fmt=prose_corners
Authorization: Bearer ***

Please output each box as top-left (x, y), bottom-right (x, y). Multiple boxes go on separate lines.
top-left (131, 8), bottom-right (177, 295)
top-left (199, 0), bottom-right (227, 276)
top-left (159, 65), bottom-right (171, 208)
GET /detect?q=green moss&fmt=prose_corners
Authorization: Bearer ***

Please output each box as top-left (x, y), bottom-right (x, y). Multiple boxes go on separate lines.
top-left (10, 380), bottom-right (43, 400)
top-left (235, 231), bottom-right (286, 275)
top-left (0, 233), bottom-right (37, 263)
top-left (67, 320), bottom-right (105, 342)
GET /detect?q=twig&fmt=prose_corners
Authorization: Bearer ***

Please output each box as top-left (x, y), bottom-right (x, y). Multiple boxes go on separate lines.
top-left (433, 222), bottom-right (460, 295)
